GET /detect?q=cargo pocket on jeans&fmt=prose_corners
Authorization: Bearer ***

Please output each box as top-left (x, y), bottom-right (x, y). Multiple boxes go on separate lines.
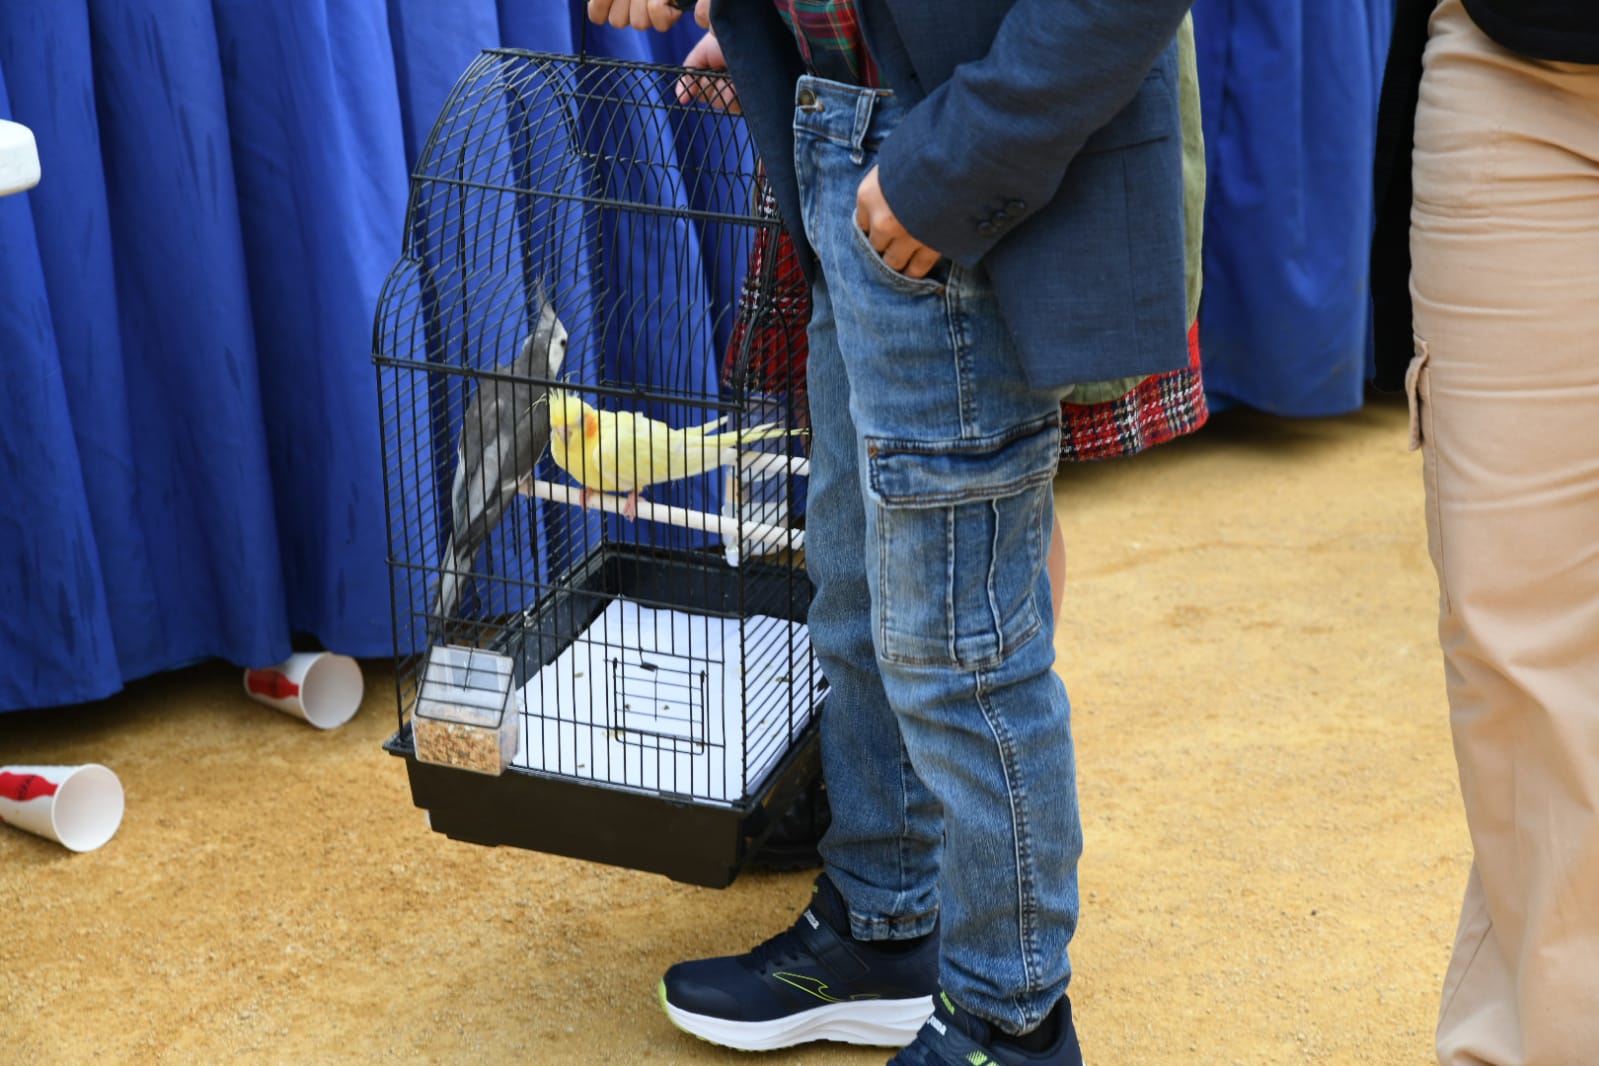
top-left (866, 415), bottom-right (1060, 670)
top-left (1407, 334), bottom-right (1449, 612)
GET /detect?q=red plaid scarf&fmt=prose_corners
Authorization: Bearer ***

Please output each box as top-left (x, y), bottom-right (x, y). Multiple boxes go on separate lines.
top-left (1058, 324), bottom-right (1206, 462)
top-left (771, 0), bottom-right (881, 87)
top-left (724, 177), bottom-right (812, 429)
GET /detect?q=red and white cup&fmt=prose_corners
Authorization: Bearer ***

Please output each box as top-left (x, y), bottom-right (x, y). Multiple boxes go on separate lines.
top-left (242, 652), bottom-right (364, 730)
top-left (0, 764), bottom-right (125, 852)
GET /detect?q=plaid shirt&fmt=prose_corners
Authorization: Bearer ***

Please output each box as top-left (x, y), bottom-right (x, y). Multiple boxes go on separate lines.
top-left (758, 0), bottom-right (1207, 461)
top-left (772, 0), bottom-right (880, 87)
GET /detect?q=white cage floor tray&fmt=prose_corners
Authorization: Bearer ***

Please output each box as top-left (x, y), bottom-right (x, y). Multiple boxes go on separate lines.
top-left (514, 599), bottom-right (814, 804)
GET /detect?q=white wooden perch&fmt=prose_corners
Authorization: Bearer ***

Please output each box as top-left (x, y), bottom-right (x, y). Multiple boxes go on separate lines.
top-left (739, 450), bottom-right (810, 481)
top-left (527, 477), bottom-right (804, 554)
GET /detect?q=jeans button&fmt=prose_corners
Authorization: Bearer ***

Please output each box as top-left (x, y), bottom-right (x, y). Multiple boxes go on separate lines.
top-left (797, 87), bottom-right (819, 109)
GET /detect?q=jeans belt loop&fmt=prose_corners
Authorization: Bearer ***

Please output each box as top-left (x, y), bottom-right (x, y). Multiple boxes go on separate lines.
top-left (850, 90), bottom-right (874, 166)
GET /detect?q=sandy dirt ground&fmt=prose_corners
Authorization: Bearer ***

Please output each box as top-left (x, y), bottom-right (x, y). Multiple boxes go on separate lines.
top-left (1, 401), bottom-right (1468, 1065)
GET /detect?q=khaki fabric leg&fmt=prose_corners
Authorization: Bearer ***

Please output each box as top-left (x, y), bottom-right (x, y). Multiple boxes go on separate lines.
top-left (1409, 3), bottom-right (1599, 1064)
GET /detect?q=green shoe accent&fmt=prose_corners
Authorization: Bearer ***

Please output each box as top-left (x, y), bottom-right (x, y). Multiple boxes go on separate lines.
top-left (773, 971), bottom-right (845, 1003)
top-left (658, 979), bottom-right (691, 1037)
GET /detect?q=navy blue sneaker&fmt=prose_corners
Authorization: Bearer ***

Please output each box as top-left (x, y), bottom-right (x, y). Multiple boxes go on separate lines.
top-left (890, 989), bottom-right (1083, 1065)
top-left (658, 875), bottom-right (937, 1051)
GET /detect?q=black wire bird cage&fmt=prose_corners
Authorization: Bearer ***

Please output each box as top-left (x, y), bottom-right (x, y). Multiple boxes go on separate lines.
top-left (372, 49), bottom-right (823, 887)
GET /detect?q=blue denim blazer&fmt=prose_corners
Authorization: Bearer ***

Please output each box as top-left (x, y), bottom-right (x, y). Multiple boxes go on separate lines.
top-left (712, 0), bottom-right (1194, 390)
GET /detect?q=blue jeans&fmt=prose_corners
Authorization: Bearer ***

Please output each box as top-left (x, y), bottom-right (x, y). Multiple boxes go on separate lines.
top-left (795, 76), bottom-right (1082, 1037)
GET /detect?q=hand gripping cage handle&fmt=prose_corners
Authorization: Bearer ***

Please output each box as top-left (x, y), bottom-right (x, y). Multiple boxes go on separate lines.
top-left (578, 0), bottom-right (701, 57)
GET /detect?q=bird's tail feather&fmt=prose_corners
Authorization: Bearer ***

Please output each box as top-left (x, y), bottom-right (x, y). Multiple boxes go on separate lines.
top-left (720, 423), bottom-right (802, 447)
top-left (431, 534), bottom-right (464, 636)
top-left (666, 424), bottom-right (805, 481)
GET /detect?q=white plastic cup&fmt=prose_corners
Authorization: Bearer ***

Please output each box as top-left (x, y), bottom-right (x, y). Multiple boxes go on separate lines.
top-left (243, 652), bottom-right (364, 730)
top-left (0, 119), bottom-right (42, 197)
top-left (0, 764), bottom-right (125, 852)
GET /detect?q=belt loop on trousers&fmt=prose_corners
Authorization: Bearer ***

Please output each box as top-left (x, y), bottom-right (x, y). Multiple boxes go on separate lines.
top-left (850, 91), bottom-right (875, 165)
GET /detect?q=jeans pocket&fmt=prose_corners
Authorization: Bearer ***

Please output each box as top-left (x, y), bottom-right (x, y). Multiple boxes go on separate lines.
top-left (1408, 334), bottom-right (1450, 613)
top-left (1404, 336), bottom-right (1429, 452)
top-left (867, 416), bottom-right (1059, 669)
top-left (847, 211), bottom-right (948, 297)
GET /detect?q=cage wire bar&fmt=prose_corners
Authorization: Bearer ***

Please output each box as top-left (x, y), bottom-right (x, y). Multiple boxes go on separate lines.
top-left (373, 50), bottom-right (823, 886)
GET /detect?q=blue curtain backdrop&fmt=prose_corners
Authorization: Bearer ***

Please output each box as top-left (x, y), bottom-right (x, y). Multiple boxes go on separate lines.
top-left (1190, 0), bottom-right (1394, 415)
top-left (1, 1), bottom-right (1396, 712)
top-left (0, 1), bottom-right (704, 712)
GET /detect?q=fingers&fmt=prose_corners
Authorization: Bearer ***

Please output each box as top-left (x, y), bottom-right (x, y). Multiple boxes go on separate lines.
top-left (681, 28), bottom-right (726, 70)
top-left (645, 0), bottom-right (683, 32)
top-left (876, 234), bottom-right (909, 271)
top-left (676, 31), bottom-right (740, 111)
top-left (854, 166), bottom-right (878, 236)
top-left (900, 245), bottom-right (943, 280)
top-left (696, 0), bottom-right (712, 29)
top-left (869, 230), bottom-right (936, 277)
top-left (676, 73), bottom-right (741, 112)
top-left (587, 0), bottom-right (682, 32)
top-left (609, 0), bottom-right (639, 29)
top-left (855, 165), bottom-right (901, 256)
top-left (604, 0), bottom-right (635, 29)
top-left (856, 165), bottom-right (943, 279)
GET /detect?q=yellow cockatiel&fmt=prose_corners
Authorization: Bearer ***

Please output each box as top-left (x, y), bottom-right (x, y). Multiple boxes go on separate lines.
top-left (547, 390), bottom-right (800, 520)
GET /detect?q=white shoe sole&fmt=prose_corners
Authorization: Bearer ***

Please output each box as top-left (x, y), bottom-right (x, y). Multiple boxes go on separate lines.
top-left (658, 982), bottom-right (932, 1052)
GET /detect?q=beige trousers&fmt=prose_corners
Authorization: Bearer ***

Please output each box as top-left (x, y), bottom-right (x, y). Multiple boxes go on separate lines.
top-left (1408, 3), bottom-right (1599, 1064)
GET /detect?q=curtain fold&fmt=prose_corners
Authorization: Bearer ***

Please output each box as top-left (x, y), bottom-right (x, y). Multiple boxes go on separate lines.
top-left (0, 1), bottom-right (701, 712)
top-left (1191, 0), bottom-right (1395, 415)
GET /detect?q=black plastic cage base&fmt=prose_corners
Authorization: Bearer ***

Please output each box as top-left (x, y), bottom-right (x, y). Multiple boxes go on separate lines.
top-left (385, 541), bottom-right (823, 888)
top-left (383, 717), bottom-right (818, 888)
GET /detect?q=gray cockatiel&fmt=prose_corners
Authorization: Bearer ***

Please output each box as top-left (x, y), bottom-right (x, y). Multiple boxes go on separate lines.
top-left (431, 299), bottom-right (569, 630)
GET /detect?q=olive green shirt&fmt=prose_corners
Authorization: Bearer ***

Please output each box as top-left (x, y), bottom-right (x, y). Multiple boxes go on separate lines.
top-left (1067, 13), bottom-right (1205, 404)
